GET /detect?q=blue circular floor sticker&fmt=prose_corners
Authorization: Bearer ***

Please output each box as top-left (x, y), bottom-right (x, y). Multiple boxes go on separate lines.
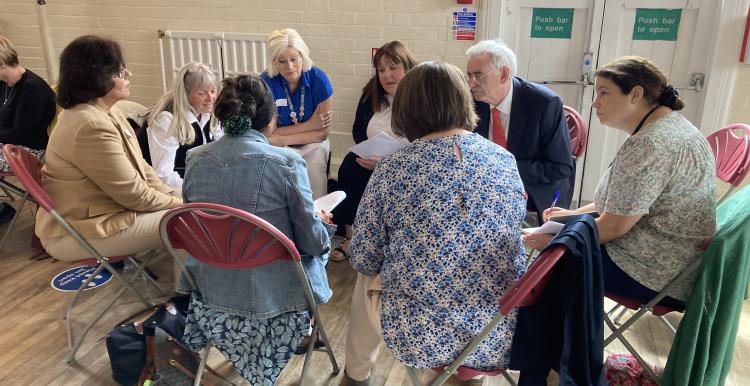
top-left (51, 266), bottom-right (113, 292)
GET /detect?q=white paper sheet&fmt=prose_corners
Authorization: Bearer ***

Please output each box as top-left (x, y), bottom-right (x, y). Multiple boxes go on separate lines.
top-left (522, 221), bottom-right (564, 235)
top-left (348, 132), bottom-right (407, 159)
top-left (314, 191), bottom-right (347, 214)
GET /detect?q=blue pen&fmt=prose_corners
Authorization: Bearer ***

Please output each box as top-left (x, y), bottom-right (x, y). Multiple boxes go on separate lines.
top-left (550, 190), bottom-right (560, 209)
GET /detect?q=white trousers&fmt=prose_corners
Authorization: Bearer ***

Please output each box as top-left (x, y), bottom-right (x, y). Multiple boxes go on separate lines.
top-left (302, 139), bottom-right (330, 200)
top-left (345, 273), bottom-right (384, 381)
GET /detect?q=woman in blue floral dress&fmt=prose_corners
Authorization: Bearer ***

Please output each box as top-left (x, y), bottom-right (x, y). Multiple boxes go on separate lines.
top-left (349, 61), bottom-right (527, 372)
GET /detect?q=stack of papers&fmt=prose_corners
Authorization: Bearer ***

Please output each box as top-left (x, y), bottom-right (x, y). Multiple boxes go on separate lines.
top-left (349, 132), bottom-right (407, 159)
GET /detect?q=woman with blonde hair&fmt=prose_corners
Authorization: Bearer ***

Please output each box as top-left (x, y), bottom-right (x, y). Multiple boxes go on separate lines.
top-left (261, 28), bottom-right (333, 199)
top-left (138, 62), bottom-right (221, 189)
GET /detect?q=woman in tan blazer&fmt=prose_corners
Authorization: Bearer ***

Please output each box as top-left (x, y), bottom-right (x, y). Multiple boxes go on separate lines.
top-left (36, 35), bottom-right (181, 262)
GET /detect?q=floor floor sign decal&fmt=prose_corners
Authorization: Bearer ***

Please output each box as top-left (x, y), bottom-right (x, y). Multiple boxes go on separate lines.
top-left (51, 265), bottom-right (113, 292)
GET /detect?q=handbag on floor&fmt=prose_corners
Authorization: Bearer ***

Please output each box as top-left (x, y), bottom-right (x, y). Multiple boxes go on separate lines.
top-left (106, 295), bottom-right (228, 386)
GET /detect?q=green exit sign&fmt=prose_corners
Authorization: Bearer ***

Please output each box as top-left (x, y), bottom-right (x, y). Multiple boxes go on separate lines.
top-left (531, 8), bottom-right (574, 39)
top-left (632, 8), bottom-right (682, 41)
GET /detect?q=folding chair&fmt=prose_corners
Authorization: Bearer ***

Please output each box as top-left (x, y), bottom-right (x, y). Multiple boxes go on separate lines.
top-left (2, 144), bottom-right (165, 364)
top-left (607, 123), bottom-right (750, 335)
top-left (563, 105), bottom-right (588, 159)
top-left (0, 169), bottom-right (34, 252)
top-left (405, 245), bottom-right (567, 386)
top-left (158, 203), bottom-right (340, 386)
top-left (706, 123), bottom-right (750, 204)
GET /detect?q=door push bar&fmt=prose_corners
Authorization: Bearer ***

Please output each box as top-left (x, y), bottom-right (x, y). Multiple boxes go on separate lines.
top-left (534, 72), bottom-right (704, 93)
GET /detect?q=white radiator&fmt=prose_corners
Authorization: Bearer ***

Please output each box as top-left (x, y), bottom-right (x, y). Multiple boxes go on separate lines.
top-left (158, 30), bottom-right (268, 92)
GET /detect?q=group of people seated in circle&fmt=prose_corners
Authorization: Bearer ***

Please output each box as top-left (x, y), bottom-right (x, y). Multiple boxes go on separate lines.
top-left (0, 26), bottom-right (716, 385)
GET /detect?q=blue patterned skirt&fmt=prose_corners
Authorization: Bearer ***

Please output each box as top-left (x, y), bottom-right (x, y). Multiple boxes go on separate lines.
top-left (182, 294), bottom-right (310, 386)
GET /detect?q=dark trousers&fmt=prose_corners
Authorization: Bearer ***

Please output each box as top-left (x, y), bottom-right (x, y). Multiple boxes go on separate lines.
top-left (332, 152), bottom-right (373, 229)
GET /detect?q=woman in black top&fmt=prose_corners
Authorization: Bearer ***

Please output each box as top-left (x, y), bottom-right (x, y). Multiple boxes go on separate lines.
top-left (330, 41), bottom-right (417, 261)
top-left (0, 36), bottom-right (56, 223)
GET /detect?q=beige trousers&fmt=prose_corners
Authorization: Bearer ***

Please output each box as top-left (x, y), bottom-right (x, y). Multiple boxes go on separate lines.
top-left (40, 210), bottom-right (168, 262)
top-left (302, 139), bottom-right (330, 200)
top-left (345, 273), bottom-right (384, 381)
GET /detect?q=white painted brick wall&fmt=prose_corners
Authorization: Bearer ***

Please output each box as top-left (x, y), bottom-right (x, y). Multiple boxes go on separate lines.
top-left (1, 0), bottom-right (485, 175)
top-left (3, 1), bottom-right (748, 196)
top-left (19, 1), bottom-right (680, 187)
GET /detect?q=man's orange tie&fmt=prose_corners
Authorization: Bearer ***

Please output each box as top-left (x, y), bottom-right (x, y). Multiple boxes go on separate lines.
top-left (491, 107), bottom-right (507, 148)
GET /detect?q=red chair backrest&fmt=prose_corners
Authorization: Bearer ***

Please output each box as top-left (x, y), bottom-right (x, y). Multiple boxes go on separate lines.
top-left (564, 105), bottom-right (588, 158)
top-left (2, 144), bottom-right (55, 211)
top-left (160, 203), bottom-right (301, 269)
top-left (706, 124), bottom-right (750, 186)
top-left (498, 244), bottom-right (566, 315)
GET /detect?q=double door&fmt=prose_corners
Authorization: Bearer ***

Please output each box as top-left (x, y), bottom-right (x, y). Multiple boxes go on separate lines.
top-left (498, 0), bottom-right (717, 204)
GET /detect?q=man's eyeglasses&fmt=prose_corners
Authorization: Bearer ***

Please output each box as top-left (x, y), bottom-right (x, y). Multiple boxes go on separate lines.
top-left (465, 70), bottom-right (493, 83)
top-left (113, 66), bottom-right (130, 79)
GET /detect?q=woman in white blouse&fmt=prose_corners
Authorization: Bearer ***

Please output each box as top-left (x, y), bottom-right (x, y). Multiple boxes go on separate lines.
top-left (330, 41), bottom-right (417, 262)
top-left (137, 62), bottom-right (221, 189)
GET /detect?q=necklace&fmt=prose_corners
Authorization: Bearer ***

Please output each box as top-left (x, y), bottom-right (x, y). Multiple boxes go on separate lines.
top-left (2, 85), bottom-right (13, 106)
top-left (283, 85), bottom-right (305, 124)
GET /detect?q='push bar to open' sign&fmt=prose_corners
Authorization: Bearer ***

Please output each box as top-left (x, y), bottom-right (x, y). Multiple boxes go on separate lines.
top-left (632, 8), bottom-right (682, 41)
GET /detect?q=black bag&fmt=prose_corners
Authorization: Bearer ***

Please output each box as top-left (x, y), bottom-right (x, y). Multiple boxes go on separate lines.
top-left (106, 320), bottom-right (150, 386)
top-left (106, 295), bottom-right (197, 386)
top-left (106, 295), bottom-right (231, 386)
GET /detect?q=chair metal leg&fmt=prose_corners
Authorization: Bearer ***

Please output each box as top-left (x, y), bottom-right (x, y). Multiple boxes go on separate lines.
top-left (313, 318), bottom-right (340, 375)
top-left (68, 285), bottom-right (127, 364)
top-left (604, 304), bottom-right (652, 347)
top-left (406, 367), bottom-right (422, 386)
top-left (299, 323), bottom-right (317, 386)
top-left (612, 306), bottom-right (630, 326)
top-left (502, 371), bottom-right (517, 386)
top-left (66, 260), bottom-right (154, 363)
top-left (128, 254), bottom-right (167, 295)
top-left (194, 343), bottom-right (212, 386)
top-left (0, 183), bottom-right (15, 201)
top-left (604, 314), bottom-right (660, 383)
top-left (658, 314), bottom-right (677, 336)
top-left (606, 303), bottom-right (623, 316)
top-left (0, 194), bottom-right (27, 251)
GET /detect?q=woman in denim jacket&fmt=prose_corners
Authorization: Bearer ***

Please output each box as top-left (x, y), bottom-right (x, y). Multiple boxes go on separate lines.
top-left (180, 73), bottom-right (334, 385)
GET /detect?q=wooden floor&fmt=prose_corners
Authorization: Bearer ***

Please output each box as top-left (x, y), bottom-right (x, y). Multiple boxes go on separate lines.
top-left (0, 196), bottom-right (749, 385)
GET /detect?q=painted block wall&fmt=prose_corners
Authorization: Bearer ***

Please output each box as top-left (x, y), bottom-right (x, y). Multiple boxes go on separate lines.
top-left (0, 0), bottom-right (479, 170)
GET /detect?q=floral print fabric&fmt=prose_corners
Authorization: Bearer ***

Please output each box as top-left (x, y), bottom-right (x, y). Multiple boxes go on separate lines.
top-left (183, 293), bottom-right (310, 386)
top-left (350, 133), bottom-right (527, 370)
top-left (594, 112), bottom-right (716, 300)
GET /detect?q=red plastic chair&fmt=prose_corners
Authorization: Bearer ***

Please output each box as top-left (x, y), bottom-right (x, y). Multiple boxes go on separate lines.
top-left (2, 144), bottom-right (164, 364)
top-left (158, 203), bottom-right (340, 386)
top-left (405, 245), bottom-right (567, 386)
top-left (706, 123), bottom-right (750, 204)
top-left (564, 105), bottom-right (588, 159)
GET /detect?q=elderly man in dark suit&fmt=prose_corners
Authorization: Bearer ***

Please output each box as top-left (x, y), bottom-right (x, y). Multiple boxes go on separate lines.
top-left (466, 39), bottom-right (574, 222)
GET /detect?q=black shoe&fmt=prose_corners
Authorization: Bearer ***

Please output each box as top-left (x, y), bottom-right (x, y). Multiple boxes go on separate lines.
top-left (294, 334), bottom-right (325, 355)
top-left (0, 203), bottom-right (16, 225)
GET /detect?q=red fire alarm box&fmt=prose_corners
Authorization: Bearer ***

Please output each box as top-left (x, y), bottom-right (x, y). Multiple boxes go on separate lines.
top-left (457, 0), bottom-right (473, 4)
